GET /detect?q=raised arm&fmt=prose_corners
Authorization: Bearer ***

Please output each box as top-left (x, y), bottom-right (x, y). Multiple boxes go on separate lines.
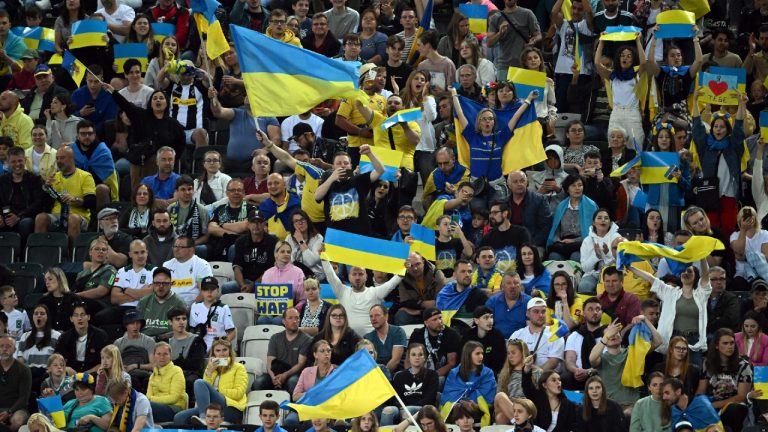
top-left (736, 91), bottom-right (748, 121)
top-left (699, 257), bottom-right (710, 286)
top-left (636, 32), bottom-right (648, 73)
top-left (259, 130), bottom-right (297, 171)
top-left (449, 87), bottom-right (469, 129)
top-left (627, 264), bottom-right (655, 282)
top-left (551, 0), bottom-right (566, 29)
top-left (208, 87), bottom-right (236, 121)
top-left (508, 91), bottom-right (538, 130)
top-left (359, 144), bottom-right (385, 182)
top-left (594, 38), bottom-right (612, 80)
top-left (689, 30), bottom-right (703, 77)
top-left (647, 32), bottom-right (660, 77)
top-left (354, 97), bottom-right (375, 125)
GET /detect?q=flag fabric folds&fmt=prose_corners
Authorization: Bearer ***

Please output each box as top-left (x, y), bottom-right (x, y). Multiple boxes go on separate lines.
top-left (321, 228), bottom-right (409, 275)
top-left (755, 366), bottom-right (768, 399)
top-left (407, 0), bottom-right (432, 65)
top-left (191, 0), bottom-right (229, 59)
top-left (283, 349), bottom-right (396, 420)
top-left (573, 29), bottom-right (582, 71)
top-left (72, 141), bottom-right (119, 201)
top-left (114, 43), bottom-right (149, 73)
top-left (359, 146), bottom-right (402, 181)
top-left (459, 4), bottom-right (488, 33)
top-left (151, 22), bottom-right (176, 42)
top-left (62, 51), bottom-right (87, 87)
top-left (381, 108), bottom-right (422, 130)
top-left (506, 67), bottom-right (545, 102)
top-left (761, 111), bottom-right (768, 142)
top-left (672, 395), bottom-right (722, 432)
top-left (436, 281), bottom-right (473, 325)
top-left (655, 10), bottom-right (696, 39)
top-left (600, 26), bottom-right (642, 41)
top-left (547, 317), bottom-right (570, 342)
top-left (679, 0), bottom-right (711, 19)
top-left (38, 396), bottom-right (66, 428)
top-left (621, 321), bottom-right (652, 387)
top-left (617, 236), bottom-right (725, 270)
top-left (454, 95), bottom-right (545, 174)
top-left (640, 152), bottom-right (680, 184)
top-left (12, 26), bottom-right (55, 51)
top-left (69, 20), bottom-right (108, 49)
top-left (610, 156), bottom-right (641, 178)
top-left (231, 24), bottom-right (359, 117)
top-left (409, 223), bottom-right (436, 261)
top-left (439, 366), bottom-right (495, 426)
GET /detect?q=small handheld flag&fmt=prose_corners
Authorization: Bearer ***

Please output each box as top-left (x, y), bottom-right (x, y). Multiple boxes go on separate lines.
top-left (409, 223), bottom-right (436, 261)
top-left (573, 29), bottom-right (582, 71)
top-left (62, 51), bottom-right (87, 87)
top-left (621, 321), bottom-right (652, 387)
top-left (679, 0), bottom-right (711, 19)
top-left (600, 26), bottom-right (642, 41)
top-left (191, 0), bottom-right (229, 60)
top-left (359, 146), bottom-right (402, 182)
top-left (755, 366), bottom-right (768, 399)
top-left (69, 20), bottom-right (107, 49)
top-left (547, 317), bottom-right (570, 342)
top-left (459, 4), bottom-right (488, 34)
top-left (151, 22), bottom-right (176, 43)
top-left (37, 396), bottom-right (66, 428)
top-left (381, 108), bottom-right (422, 130)
top-left (506, 67), bottom-right (545, 102)
top-left (321, 229), bottom-right (409, 275)
top-left (114, 43), bottom-right (149, 73)
top-left (655, 10), bottom-right (696, 39)
top-left (760, 111), bottom-right (768, 143)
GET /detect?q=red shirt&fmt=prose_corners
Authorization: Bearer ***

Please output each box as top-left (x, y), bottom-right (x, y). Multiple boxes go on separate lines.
top-left (598, 289), bottom-right (642, 327)
top-left (244, 175), bottom-right (267, 195)
top-left (150, 5), bottom-right (190, 50)
top-left (7, 69), bottom-right (35, 91)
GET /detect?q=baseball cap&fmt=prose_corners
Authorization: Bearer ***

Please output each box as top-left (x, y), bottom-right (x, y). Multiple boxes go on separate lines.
top-left (527, 298), bottom-right (547, 310)
top-left (97, 207), bottom-right (120, 220)
top-left (292, 122), bottom-right (314, 140)
top-left (34, 64), bottom-right (52, 76)
top-left (752, 279), bottom-right (768, 292)
top-left (422, 307), bottom-right (441, 321)
top-left (201, 276), bottom-right (219, 290)
top-left (123, 309), bottom-right (145, 326)
top-left (21, 49), bottom-right (39, 60)
top-left (247, 209), bottom-right (265, 222)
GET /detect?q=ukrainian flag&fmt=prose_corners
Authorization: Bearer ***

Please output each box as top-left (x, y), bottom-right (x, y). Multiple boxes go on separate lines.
top-left (574, 29), bottom-right (582, 71)
top-left (600, 26), bottom-right (642, 41)
top-left (755, 366), bottom-right (768, 399)
top-left (231, 24), bottom-right (359, 117)
top-left (640, 152), bottom-right (680, 184)
top-left (12, 26), bottom-right (55, 52)
top-left (656, 10), bottom-right (695, 39)
top-left (321, 229), bottom-right (410, 275)
top-left (547, 317), bottom-right (570, 342)
top-left (409, 223), bottom-right (435, 261)
top-left (459, 4), bottom-right (488, 34)
top-left (439, 366), bottom-right (495, 426)
top-left (616, 236), bottom-right (725, 270)
top-left (69, 20), bottom-right (107, 49)
top-left (72, 138), bottom-right (119, 201)
top-left (320, 283), bottom-right (339, 304)
top-left (407, 0), bottom-right (432, 65)
top-left (674, 395), bottom-right (722, 432)
top-left (621, 321), bottom-right (652, 387)
top-left (610, 155), bottom-right (642, 178)
top-left (381, 107), bottom-right (422, 130)
top-left (506, 67), bottom-right (545, 102)
top-left (436, 281), bottom-right (472, 325)
top-left (151, 22), bottom-right (176, 43)
top-left (454, 95), bottom-right (545, 174)
top-left (359, 146), bottom-right (402, 182)
top-left (48, 53), bottom-right (63, 65)
top-left (62, 50), bottom-right (87, 87)
top-left (114, 43), bottom-right (149, 73)
top-left (761, 111), bottom-right (768, 142)
top-left (679, 0), bottom-right (711, 19)
top-left (37, 396), bottom-right (66, 428)
top-left (192, 0), bottom-right (229, 60)
top-left (284, 349), bottom-right (395, 420)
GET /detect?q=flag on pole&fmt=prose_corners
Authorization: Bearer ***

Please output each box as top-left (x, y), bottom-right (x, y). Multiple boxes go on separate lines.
top-left (459, 4), bottom-right (488, 34)
top-left (407, 0), bottom-right (432, 65)
top-left (62, 50), bottom-right (87, 87)
top-left (191, 0), bottom-right (229, 59)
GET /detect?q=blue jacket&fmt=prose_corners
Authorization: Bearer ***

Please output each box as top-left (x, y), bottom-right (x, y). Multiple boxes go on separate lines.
top-left (645, 158), bottom-right (691, 207)
top-left (71, 86), bottom-right (119, 129)
top-left (547, 195), bottom-right (598, 247)
top-left (692, 116), bottom-right (745, 199)
top-left (523, 269), bottom-right (551, 296)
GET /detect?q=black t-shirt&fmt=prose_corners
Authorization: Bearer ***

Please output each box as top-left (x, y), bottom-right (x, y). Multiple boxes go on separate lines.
top-left (385, 62), bottom-right (414, 94)
top-left (320, 172), bottom-right (373, 235)
top-left (408, 325), bottom-right (461, 371)
top-left (436, 238), bottom-right (464, 278)
top-left (478, 225), bottom-right (532, 273)
top-left (233, 233), bottom-right (278, 281)
top-left (655, 68), bottom-right (695, 108)
top-left (108, 231), bottom-right (132, 258)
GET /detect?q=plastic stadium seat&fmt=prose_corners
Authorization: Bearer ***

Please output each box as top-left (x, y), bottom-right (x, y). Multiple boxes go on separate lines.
top-left (401, 324), bottom-right (421, 340)
top-left (0, 232), bottom-right (21, 264)
top-left (221, 293), bottom-right (257, 347)
top-left (6, 262), bottom-right (44, 302)
top-left (235, 356), bottom-right (265, 390)
top-left (243, 390), bottom-right (290, 425)
top-left (25, 232), bottom-right (68, 270)
top-left (210, 261), bottom-right (236, 284)
top-left (72, 232), bottom-right (100, 262)
top-left (241, 325), bottom-right (284, 365)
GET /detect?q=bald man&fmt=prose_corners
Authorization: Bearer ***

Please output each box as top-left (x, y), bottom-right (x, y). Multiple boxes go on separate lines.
top-left (0, 90), bottom-right (33, 149)
top-left (507, 171), bottom-right (552, 249)
top-left (258, 172), bottom-right (301, 239)
top-left (35, 146), bottom-right (96, 242)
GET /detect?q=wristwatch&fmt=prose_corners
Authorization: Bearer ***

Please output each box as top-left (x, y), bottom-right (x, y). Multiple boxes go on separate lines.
top-left (299, 240), bottom-right (306, 245)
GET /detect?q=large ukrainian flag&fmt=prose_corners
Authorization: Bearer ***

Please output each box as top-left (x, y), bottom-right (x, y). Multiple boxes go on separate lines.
top-left (37, 396), bottom-right (65, 428)
top-left (191, 0), bottom-right (229, 59)
top-left (231, 24), bottom-right (359, 117)
top-left (621, 321), bottom-right (652, 387)
top-left (321, 228), bottom-right (410, 275)
top-left (617, 236), bottom-right (725, 270)
top-left (284, 349), bottom-right (395, 420)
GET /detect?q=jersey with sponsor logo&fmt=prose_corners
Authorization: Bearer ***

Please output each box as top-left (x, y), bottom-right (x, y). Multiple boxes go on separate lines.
top-left (163, 255), bottom-right (213, 305)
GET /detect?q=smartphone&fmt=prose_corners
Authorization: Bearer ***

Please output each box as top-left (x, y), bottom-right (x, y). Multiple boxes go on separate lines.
top-left (663, 164), bottom-right (678, 180)
top-left (216, 358), bottom-right (229, 367)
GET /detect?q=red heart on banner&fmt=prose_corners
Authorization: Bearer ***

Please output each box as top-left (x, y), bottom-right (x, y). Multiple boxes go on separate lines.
top-left (708, 80), bottom-right (729, 96)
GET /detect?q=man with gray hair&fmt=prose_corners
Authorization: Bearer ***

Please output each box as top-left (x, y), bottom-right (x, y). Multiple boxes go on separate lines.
top-left (706, 265), bottom-right (741, 337)
top-left (507, 170), bottom-right (552, 250)
top-left (456, 64), bottom-right (483, 102)
top-left (141, 146), bottom-right (180, 207)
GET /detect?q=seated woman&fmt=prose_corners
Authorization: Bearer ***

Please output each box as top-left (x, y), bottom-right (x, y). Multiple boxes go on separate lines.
top-left (521, 361), bottom-right (583, 430)
top-left (393, 405), bottom-right (448, 432)
top-left (439, 341), bottom-right (496, 426)
top-left (351, 411), bottom-right (379, 432)
top-left (45, 93), bottom-right (82, 149)
top-left (582, 375), bottom-right (627, 432)
top-left (296, 278), bottom-right (331, 336)
top-left (75, 239), bottom-right (117, 311)
top-left (285, 339), bottom-right (337, 425)
top-left (193, 150), bottom-right (232, 210)
top-left (546, 270), bottom-right (583, 331)
top-left (104, 379), bottom-right (155, 432)
top-left (653, 336), bottom-right (701, 399)
top-left (146, 342), bottom-right (186, 423)
top-left (310, 304), bottom-right (361, 366)
top-left (494, 339), bottom-right (542, 424)
top-left (18, 304), bottom-right (60, 394)
top-left (547, 174), bottom-right (598, 261)
top-left (95, 345), bottom-right (132, 396)
top-left (284, 210), bottom-right (325, 281)
top-left (384, 343), bottom-right (439, 425)
top-left (40, 354), bottom-right (75, 402)
top-left (63, 373), bottom-right (113, 432)
top-left (173, 338), bottom-right (248, 424)
top-left (730, 206), bottom-right (768, 291)
top-left (120, 183), bottom-right (154, 239)
top-left (260, 241), bottom-right (306, 324)
top-left (579, 208), bottom-right (620, 295)
top-left (38, 267), bottom-right (78, 332)
top-left (516, 243), bottom-right (550, 297)
top-left (736, 311), bottom-right (768, 366)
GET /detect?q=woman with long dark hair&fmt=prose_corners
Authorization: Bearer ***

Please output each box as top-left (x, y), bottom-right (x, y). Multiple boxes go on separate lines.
top-left (647, 35), bottom-right (703, 130)
top-left (697, 328), bottom-right (751, 432)
top-left (640, 208), bottom-right (673, 247)
top-left (736, 311), bottom-right (768, 366)
top-left (358, 9), bottom-right (387, 64)
top-left (521, 358), bottom-right (583, 431)
top-left (516, 242), bottom-right (550, 296)
top-left (44, 93), bottom-right (82, 149)
top-left (126, 13), bottom-right (159, 60)
top-left (120, 183), bottom-right (154, 239)
top-left (562, 119), bottom-right (600, 174)
top-left (385, 343), bottom-right (439, 425)
top-left (546, 174), bottom-right (598, 261)
top-left (401, 70), bottom-right (437, 188)
top-left (581, 375), bottom-right (627, 431)
top-left (193, 149), bottom-right (231, 209)
top-left (440, 341), bottom-right (496, 425)
top-left (18, 304), bottom-right (60, 395)
top-left (579, 208), bottom-right (620, 294)
top-left (285, 209), bottom-right (324, 281)
top-left (54, 0), bottom-right (86, 54)
top-left (654, 335), bottom-right (701, 398)
top-left (310, 304), bottom-right (360, 366)
top-left (437, 12), bottom-right (473, 65)
top-left (546, 271), bottom-right (582, 330)
top-left (457, 38), bottom-right (496, 86)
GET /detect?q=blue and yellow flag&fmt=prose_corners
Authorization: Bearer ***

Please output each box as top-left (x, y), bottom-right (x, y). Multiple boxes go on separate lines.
top-left (439, 367), bottom-right (495, 425)
top-left (359, 146), bottom-right (402, 182)
top-left (231, 24), bottom-right (359, 117)
top-left (407, 0), bottom-right (432, 65)
top-left (621, 321), bottom-right (652, 387)
top-left (114, 43), bottom-right (149, 73)
top-left (761, 111), bottom-right (768, 142)
top-left (37, 396), bottom-right (66, 428)
top-left (48, 53), bottom-right (63, 65)
top-left (673, 395), bottom-right (722, 432)
top-left (320, 283), bottom-right (339, 304)
top-left (610, 154), bottom-right (642, 177)
top-left (547, 317), bottom-right (570, 342)
top-left (69, 20), bottom-right (107, 49)
top-left (459, 4), bottom-right (488, 34)
top-left (381, 107), bottom-right (422, 130)
top-left (640, 152), bottom-right (680, 184)
top-left (409, 223), bottom-right (435, 261)
top-left (284, 349), bottom-right (395, 420)
top-left (506, 67), bottom-right (545, 102)
top-left (679, 0), bottom-right (710, 19)
top-left (454, 95), bottom-right (545, 174)
top-left (436, 281), bottom-right (472, 325)
top-left (617, 235), bottom-right (725, 270)
top-left (755, 366), bottom-right (768, 399)
top-left (151, 22), bottom-right (176, 43)
top-left (192, 0), bottom-right (229, 59)
top-left (321, 229), bottom-right (409, 275)
top-left (573, 29), bottom-right (582, 71)
top-left (12, 26), bottom-right (55, 51)
top-left (600, 26), bottom-right (642, 41)
top-left (62, 50), bottom-right (87, 87)
top-left (656, 10), bottom-right (696, 39)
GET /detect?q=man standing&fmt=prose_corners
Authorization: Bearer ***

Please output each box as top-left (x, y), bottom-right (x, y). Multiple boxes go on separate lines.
top-left (55, 303), bottom-right (109, 373)
top-left (301, 13), bottom-right (341, 57)
top-left (479, 201), bottom-right (532, 274)
top-left (0, 335), bottom-right (30, 431)
top-left (225, 209), bottom-right (277, 294)
top-left (256, 308), bottom-right (311, 394)
top-left (364, 305), bottom-right (407, 375)
top-left (71, 67), bottom-right (118, 131)
top-left (702, 28), bottom-right (743, 68)
top-left (336, 65), bottom-right (385, 168)
top-left (598, 266), bottom-right (641, 327)
top-left (563, 297), bottom-right (605, 390)
top-left (139, 267), bottom-right (188, 338)
top-left (416, 30), bottom-right (456, 92)
top-left (0, 146), bottom-right (48, 240)
top-left (486, 0), bottom-right (541, 78)
top-left (324, 0), bottom-right (358, 39)
top-left (485, 272), bottom-right (531, 338)
top-left (150, 0), bottom-right (191, 50)
top-left (592, 0), bottom-right (636, 34)
top-left (551, 0), bottom-right (594, 113)
top-left (507, 171), bottom-right (552, 251)
top-left (406, 307), bottom-right (460, 379)
top-left (267, 9), bottom-right (301, 46)
top-left (0, 90), bottom-right (33, 149)
top-left (396, 252), bottom-right (446, 325)
top-left (259, 173), bottom-right (301, 239)
top-left (456, 65), bottom-right (483, 102)
top-left (209, 178), bottom-right (253, 261)
top-left (141, 147), bottom-right (180, 207)
top-left (510, 298), bottom-right (565, 371)
top-left (143, 208), bottom-right (177, 266)
top-left (395, 8), bottom-right (418, 62)
top-left (230, 0), bottom-right (270, 32)
top-left (163, 236), bottom-right (214, 306)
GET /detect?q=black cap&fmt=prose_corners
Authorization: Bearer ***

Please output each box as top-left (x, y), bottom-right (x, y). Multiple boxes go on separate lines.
top-left (753, 279), bottom-right (768, 292)
top-left (422, 307), bottom-right (441, 321)
top-left (291, 122), bottom-right (314, 140)
top-left (123, 309), bottom-right (145, 327)
top-left (201, 276), bottom-right (219, 290)
top-left (248, 208), bottom-right (265, 222)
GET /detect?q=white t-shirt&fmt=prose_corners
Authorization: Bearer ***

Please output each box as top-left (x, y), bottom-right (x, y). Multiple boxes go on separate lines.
top-left (95, 4), bottom-right (135, 43)
top-left (189, 301), bottom-right (235, 351)
top-left (281, 114), bottom-right (324, 152)
top-left (114, 265), bottom-right (155, 307)
top-left (4, 309), bottom-right (31, 340)
top-left (119, 85), bottom-right (155, 109)
top-left (554, 19), bottom-right (594, 75)
top-left (563, 331), bottom-right (584, 368)
top-left (730, 229), bottom-right (768, 278)
top-left (32, 149), bottom-right (43, 175)
top-left (509, 325), bottom-right (565, 371)
top-left (163, 256), bottom-right (213, 305)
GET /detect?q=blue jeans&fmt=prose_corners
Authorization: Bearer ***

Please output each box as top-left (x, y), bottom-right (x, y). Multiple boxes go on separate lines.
top-left (548, 251), bottom-right (580, 261)
top-left (380, 405), bottom-right (421, 425)
top-left (221, 281), bottom-right (241, 295)
top-left (150, 401), bottom-right (180, 423)
top-left (257, 315), bottom-right (283, 325)
top-left (578, 274), bottom-right (599, 295)
top-left (393, 310), bottom-right (422, 326)
top-left (253, 373), bottom-right (299, 395)
top-left (173, 379), bottom-right (242, 423)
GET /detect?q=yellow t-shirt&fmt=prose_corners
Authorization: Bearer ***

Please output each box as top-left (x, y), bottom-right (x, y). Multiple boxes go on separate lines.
top-left (546, 296), bottom-right (584, 326)
top-left (337, 93), bottom-right (385, 148)
top-left (370, 111), bottom-right (421, 171)
top-left (294, 161), bottom-right (324, 223)
top-left (51, 168), bottom-right (96, 222)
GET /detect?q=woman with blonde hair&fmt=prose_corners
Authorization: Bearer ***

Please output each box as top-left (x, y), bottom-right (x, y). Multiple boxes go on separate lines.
top-left (38, 267), bottom-right (78, 332)
top-left (95, 345), bottom-right (131, 395)
top-left (27, 413), bottom-right (62, 432)
top-left (296, 278), bottom-right (330, 335)
top-left (494, 339), bottom-right (540, 424)
top-left (147, 342), bottom-right (186, 422)
top-left (74, 238), bottom-right (117, 308)
top-left (508, 398), bottom-right (545, 432)
top-left (145, 36), bottom-right (179, 90)
top-left (730, 205), bottom-right (768, 291)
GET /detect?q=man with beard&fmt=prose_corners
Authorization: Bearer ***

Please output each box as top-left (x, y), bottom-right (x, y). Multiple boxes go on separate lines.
top-left (95, 207), bottom-right (130, 267)
top-left (396, 252), bottom-right (446, 326)
top-left (0, 334), bottom-right (31, 431)
top-left (258, 173), bottom-right (300, 239)
top-left (138, 267), bottom-right (187, 338)
top-left (459, 305), bottom-right (506, 373)
top-left (141, 147), bottom-right (180, 208)
top-left (405, 307), bottom-right (459, 379)
top-left (0, 90), bottom-right (33, 149)
top-left (478, 201), bottom-right (531, 274)
top-left (167, 175), bottom-right (210, 257)
top-left (0, 146), bottom-right (48, 241)
top-left (71, 120), bottom-right (118, 211)
top-left (364, 304), bottom-right (407, 375)
top-left (591, 0), bottom-right (636, 34)
top-left (436, 260), bottom-right (488, 323)
top-left (163, 236), bottom-right (213, 306)
top-left (34, 145), bottom-right (95, 243)
top-left (223, 209), bottom-right (276, 294)
top-left (511, 298), bottom-right (565, 371)
top-left (209, 178), bottom-right (253, 261)
top-left (143, 208), bottom-right (176, 266)
top-left (314, 147), bottom-right (384, 235)
top-left (563, 297), bottom-right (605, 390)
top-left (422, 147), bottom-right (468, 209)
top-left (661, 377), bottom-right (721, 431)
top-left (55, 302), bottom-right (109, 373)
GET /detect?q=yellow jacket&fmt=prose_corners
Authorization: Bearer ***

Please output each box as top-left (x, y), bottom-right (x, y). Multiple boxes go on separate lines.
top-left (204, 361), bottom-right (248, 411)
top-left (25, 143), bottom-right (56, 179)
top-left (147, 362), bottom-right (187, 410)
top-left (266, 28), bottom-right (302, 47)
top-left (0, 104), bottom-right (33, 149)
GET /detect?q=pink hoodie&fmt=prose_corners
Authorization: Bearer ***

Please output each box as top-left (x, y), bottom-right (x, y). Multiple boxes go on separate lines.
top-left (261, 262), bottom-right (306, 303)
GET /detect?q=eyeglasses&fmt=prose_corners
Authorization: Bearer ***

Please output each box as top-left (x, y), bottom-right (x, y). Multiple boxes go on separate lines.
top-left (673, 346), bottom-right (688, 352)
top-left (479, 116), bottom-right (495, 122)
top-left (398, 215), bottom-right (415, 221)
top-left (205, 158), bottom-right (220, 163)
top-left (330, 314), bottom-right (345, 319)
top-left (153, 281), bottom-right (172, 287)
top-left (227, 188), bottom-right (245, 193)
top-left (79, 131), bottom-right (95, 136)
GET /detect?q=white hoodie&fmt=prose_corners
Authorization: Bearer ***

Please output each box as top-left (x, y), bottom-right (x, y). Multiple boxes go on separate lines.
top-left (580, 222), bottom-right (621, 278)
